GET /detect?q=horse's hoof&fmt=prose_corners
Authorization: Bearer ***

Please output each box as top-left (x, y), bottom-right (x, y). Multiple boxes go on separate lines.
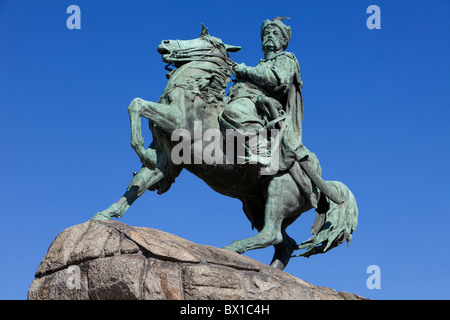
top-left (222, 242), bottom-right (244, 254)
top-left (221, 245), bottom-right (237, 252)
top-left (90, 212), bottom-right (113, 221)
top-left (270, 259), bottom-right (286, 270)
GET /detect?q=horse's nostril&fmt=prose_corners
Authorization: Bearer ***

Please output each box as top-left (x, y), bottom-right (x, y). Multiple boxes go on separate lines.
top-left (158, 46), bottom-right (170, 55)
top-left (163, 40), bottom-right (170, 44)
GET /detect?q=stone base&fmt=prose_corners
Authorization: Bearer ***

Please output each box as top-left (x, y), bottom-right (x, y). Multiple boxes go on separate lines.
top-left (28, 221), bottom-right (366, 300)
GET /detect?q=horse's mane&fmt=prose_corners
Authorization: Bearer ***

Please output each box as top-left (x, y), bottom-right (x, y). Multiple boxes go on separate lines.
top-left (201, 34), bottom-right (229, 57)
top-left (173, 34), bottom-right (232, 109)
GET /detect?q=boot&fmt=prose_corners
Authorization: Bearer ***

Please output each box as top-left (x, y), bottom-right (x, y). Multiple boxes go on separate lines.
top-left (245, 133), bottom-right (272, 167)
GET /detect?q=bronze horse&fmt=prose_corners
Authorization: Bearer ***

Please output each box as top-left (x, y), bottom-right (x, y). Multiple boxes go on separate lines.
top-left (91, 26), bottom-right (358, 270)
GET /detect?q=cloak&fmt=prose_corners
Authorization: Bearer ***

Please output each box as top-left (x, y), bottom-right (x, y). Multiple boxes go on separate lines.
top-left (276, 54), bottom-right (344, 207)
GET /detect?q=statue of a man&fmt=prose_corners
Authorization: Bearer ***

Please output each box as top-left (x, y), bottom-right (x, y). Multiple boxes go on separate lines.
top-left (220, 17), bottom-right (304, 170)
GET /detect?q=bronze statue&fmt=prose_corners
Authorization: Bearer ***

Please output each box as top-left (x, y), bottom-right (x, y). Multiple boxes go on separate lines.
top-left (91, 19), bottom-right (358, 270)
top-left (220, 17), bottom-right (302, 169)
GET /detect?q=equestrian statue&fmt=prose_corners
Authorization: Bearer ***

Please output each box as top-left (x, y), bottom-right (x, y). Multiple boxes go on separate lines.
top-left (91, 18), bottom-right (358, 270)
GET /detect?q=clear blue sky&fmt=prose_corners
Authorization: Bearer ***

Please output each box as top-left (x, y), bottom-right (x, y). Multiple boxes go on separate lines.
top-left (1, 0), bottom-right (449, 300)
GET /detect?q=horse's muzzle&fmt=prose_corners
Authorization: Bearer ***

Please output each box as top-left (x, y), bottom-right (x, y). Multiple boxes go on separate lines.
top-left (157, 43), bottom-right (171, 56)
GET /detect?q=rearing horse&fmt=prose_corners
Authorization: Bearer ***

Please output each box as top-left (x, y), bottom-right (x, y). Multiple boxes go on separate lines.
top-left (91, 25), bottom-right (358, 270)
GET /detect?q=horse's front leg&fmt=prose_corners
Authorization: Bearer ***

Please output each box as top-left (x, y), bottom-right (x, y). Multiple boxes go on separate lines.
top-left (128, 97), bottom-right (182, 167)
top-left (90, 165), bottom-right (165, 221)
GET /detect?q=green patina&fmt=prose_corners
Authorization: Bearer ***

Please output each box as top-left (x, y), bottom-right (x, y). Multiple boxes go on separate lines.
top-left (91, 19), bottom-right (358, 270)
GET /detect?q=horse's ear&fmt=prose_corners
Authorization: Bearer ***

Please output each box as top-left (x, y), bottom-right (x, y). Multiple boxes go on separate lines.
top-left (224, 44), bottom-right (241, 53)
top-left (200, 23), bottom-right (210, 37)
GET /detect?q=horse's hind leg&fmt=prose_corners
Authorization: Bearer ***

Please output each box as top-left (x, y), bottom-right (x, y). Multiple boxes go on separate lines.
top-left (223, 175), bottom-right (296, 254)
top-left (223, 193), bottom-right (285, 253)
top-left (270, 229), bottom-right (297, 270)
top-left (269, 214), bottom-right (301, 269)
top-left (90, 165), bottom-right (164, 220)
top-left (223, 174), bottom-right (304, 271)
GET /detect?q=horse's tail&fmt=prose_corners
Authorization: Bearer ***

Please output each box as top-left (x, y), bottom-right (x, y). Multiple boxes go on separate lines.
top-left (294, 180), bottom-right (358, 258)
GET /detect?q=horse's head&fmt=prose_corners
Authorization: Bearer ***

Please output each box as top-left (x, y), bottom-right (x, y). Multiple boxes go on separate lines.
top-left (157, 24), bottom-right (241, 69)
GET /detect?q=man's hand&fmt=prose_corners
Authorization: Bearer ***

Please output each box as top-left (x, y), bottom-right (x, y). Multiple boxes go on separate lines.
top-left (233, 63), bottom-right (249, 79)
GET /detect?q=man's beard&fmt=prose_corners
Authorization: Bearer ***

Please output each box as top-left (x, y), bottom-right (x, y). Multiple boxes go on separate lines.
top-left (263, 42), bottom-right (276, 53)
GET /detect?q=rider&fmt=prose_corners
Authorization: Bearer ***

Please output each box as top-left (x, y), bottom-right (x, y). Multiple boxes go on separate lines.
top-left (219, 17), bottom-right (304, 171)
